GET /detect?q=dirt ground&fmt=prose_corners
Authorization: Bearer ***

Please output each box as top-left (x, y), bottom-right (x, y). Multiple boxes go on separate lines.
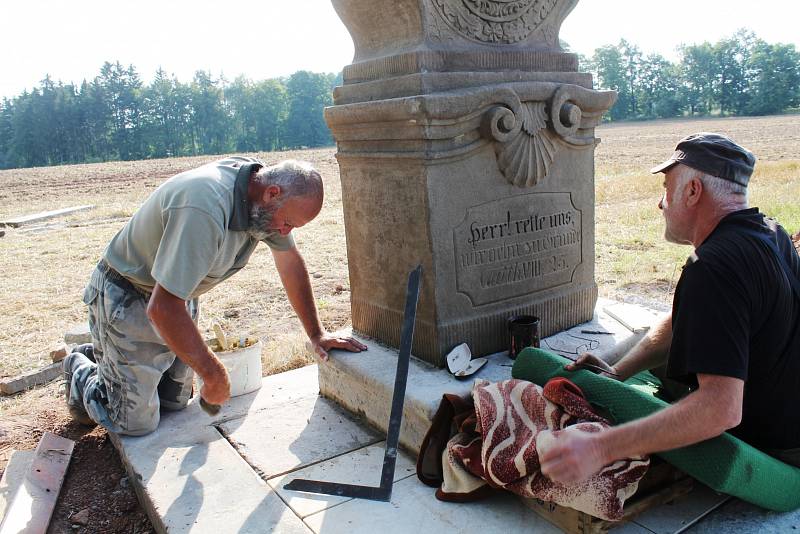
top-left (0, 115), bottom-right (798, 532)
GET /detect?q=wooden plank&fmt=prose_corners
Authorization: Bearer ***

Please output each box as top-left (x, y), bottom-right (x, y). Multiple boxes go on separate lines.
top-left (0, 450), bottom-right (35, 523)
top-left (0, 205), bottom-right (94, 228)
top-left (0, 363), bottom-right (62, 396)
top-left (0, 433), bottom-right (74, 534)
top-left (521, 462), bottom-right (694, 534)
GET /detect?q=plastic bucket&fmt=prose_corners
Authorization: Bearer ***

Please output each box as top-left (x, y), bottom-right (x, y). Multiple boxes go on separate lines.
top-left (201, 338), bottom-right (263, 397)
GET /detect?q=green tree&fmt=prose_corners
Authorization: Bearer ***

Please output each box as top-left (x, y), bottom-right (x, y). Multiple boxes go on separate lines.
top-left (190, 70), bottom-right (230, 155)
top-left (746, 41), bottom-right (800, 115)
top-left (284, 71), bottom-right (334, 148)
top-left (679, 42), bottom-right (717, 115)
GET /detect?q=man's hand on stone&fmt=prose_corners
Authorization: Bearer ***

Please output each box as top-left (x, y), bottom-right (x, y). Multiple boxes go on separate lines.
top-left (311, 332), bottom-right (368, 361)
top-left (538, 426), bottom-right (609, 486)
top-left (565, 352), bottom-right (620, 380)
top-left (199, 357), bottom-right (231, 405)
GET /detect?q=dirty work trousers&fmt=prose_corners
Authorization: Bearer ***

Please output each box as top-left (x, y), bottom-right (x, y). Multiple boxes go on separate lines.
top-left (67, 261), bottom-right (198, 436)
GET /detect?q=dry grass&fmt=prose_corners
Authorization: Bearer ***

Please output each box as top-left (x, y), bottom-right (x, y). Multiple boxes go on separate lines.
top-left (0, 115), bottom-right (798, 382)
top-left (0, 149), bottom-right (350, 380)
top-left (593, 115), bottom-right (800, 306)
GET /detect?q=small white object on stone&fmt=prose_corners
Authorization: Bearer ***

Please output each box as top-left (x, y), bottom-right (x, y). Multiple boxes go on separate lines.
top-left (445, 343), bottom-right (488, 378)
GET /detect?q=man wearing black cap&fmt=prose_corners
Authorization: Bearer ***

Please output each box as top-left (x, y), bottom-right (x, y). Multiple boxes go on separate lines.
top-left (539, 133), bottom-right (800, 485)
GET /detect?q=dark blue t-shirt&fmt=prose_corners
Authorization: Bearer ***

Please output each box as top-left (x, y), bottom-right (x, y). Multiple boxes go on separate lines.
top-left (667, 208), bottom-right (800, 450)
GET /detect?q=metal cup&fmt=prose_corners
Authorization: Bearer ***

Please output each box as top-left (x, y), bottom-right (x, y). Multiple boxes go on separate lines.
top-left (508, 315), bottom-right (540, 360)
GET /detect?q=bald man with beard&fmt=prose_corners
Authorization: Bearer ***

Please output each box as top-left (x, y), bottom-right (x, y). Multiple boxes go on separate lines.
top-left (63, 157), bottom-right (366, 435)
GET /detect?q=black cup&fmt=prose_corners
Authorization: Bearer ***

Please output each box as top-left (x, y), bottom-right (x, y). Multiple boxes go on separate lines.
top-left (508, 315), bottom-right (540, 360)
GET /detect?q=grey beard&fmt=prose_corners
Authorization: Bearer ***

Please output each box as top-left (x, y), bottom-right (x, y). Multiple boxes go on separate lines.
top-left (247, 203), bottom-right (281, 241)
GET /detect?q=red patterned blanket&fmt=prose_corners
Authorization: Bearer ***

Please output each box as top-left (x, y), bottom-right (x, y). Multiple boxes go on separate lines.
top-left (417, 378), bottom-right (649, 521)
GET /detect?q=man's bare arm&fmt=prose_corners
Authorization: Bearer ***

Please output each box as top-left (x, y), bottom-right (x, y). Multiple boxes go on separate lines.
top-left (568, 313), bottom-right (674, 380)
top-left (272, 247), bottom-right (367, 359)
top-left (540, 373), bottom-right (743, 484)
top-left (146, 283), bottom-right (230, 405)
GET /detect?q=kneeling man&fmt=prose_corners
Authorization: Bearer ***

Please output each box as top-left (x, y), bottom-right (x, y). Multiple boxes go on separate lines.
top-left (64, 157), bottom-right (366, 435)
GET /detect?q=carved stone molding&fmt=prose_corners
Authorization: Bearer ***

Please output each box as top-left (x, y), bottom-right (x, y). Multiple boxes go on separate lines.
top-left (431, 0), bottom-right (559, 44)
top-left (481, 84), bottom-right (612, 187)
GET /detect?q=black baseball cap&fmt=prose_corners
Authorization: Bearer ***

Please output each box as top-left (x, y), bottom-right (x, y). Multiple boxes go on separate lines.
top-left (650, 132), bottom-right (756, 187)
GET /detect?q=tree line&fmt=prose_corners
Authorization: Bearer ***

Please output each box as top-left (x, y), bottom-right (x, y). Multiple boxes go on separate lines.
top-left (580, 30), bottom-right (800, 121)
top-left (0, 62), bottom-right (339, 169)
top-left (1, 31), bottom-right (798, 169)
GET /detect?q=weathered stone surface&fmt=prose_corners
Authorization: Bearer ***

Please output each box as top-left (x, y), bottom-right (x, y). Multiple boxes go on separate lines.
top-left (0, 362), bottom-right (62, 395)
top-left (269, 442), bottom-right (416, 518)
top-left (63, 323), bottom-right (91, 345)
top-left (218, 395), bottom-right (382, 479)
top-left (327, 0), bottom-right (616, 366)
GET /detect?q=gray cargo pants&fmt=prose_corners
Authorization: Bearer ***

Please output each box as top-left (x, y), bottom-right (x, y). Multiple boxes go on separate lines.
top-left (68, 261), bottom-right (198, 436)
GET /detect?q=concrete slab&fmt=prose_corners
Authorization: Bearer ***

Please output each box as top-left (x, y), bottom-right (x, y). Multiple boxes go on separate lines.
top-left (159, 364), bottom-right (321, 429)
top-left (112, 425), bottom-right (311, 534)
top-left (0, 450), bottom-right (34, 522)
top-left (630, 484), bottom-right (730, 533)
top-left (302, 474), bottom-right (656, 534)
top-left (269, 442), bottom-right (416, 518)
top-left (686, 498), bottom-right (800, 533)
top-left (219, 395), bottom-right (382, 479)
top-left (318, 298), bottom-right (651, 454)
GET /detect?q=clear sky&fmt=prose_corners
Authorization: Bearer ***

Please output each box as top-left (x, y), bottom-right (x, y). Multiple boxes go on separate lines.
top-left (1, 0), bottom-right (798, 99)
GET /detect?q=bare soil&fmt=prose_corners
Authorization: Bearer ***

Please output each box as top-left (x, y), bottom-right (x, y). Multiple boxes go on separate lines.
top-left (0, 115), bottom-right (798, 532)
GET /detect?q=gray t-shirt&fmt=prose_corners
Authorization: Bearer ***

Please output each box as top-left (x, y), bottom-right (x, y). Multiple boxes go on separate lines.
top-left (104, 156), bottom-right (294, 300)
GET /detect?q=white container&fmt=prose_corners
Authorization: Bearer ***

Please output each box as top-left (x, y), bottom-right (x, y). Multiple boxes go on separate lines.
top-left (201, 338), bottom-right (263, 397)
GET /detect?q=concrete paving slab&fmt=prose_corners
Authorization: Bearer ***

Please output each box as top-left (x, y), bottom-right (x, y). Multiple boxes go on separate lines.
top-left (630, 484), bottom-right (730, 533)
top-left (112, 425), bottom-right (311, 534)
top-left (0, 450), bottom-right (34, 522)
top-left (269, 442), bottom-right (416, 518)
top-left (318, 298), bottom-right (652, 454)
top-left (302, 475), bottom-right (652, 534)
top-left (685, 498), bottom-right (800, 533)
top-left (159, 364), bottom-right (320, 429)
top-left (219, 394), bottom-right (382, 479)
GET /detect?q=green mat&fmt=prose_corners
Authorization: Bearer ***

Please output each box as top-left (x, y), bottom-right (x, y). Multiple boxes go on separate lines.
top-left (512, 348), bottom-right (800, 511)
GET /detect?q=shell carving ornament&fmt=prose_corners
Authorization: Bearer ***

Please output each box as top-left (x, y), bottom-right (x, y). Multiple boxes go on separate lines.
top-left (431, 0), bottom-right (558, 44)
top-left (481, 86), bottom-right (597, 188)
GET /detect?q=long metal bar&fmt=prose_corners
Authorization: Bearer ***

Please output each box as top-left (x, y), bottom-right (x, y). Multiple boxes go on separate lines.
top-left (284, 265), bottom-right (422, 502)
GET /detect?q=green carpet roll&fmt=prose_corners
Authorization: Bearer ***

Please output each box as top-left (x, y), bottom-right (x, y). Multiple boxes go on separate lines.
top-left (512, 348), bottom-right (800, 511)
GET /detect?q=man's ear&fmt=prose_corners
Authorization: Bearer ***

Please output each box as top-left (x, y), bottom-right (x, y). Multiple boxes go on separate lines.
top-left (263, 184), bottom-right (282, 204)
top-left (685, 177), bottom-right (702, 207)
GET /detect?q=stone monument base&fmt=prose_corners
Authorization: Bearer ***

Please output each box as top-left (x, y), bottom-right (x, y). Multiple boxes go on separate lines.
top-left (319, 298), bottom-right (660, 454)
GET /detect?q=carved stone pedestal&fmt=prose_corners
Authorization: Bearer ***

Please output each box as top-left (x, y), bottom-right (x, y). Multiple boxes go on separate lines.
top-left (327, 0), bottom-right (616, 366)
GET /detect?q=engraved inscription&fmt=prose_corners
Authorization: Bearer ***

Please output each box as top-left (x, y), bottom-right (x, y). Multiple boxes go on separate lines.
top-left (454, 193), bottom-right (582, 305)
top-left (430, 0), bottom-right (558, 44)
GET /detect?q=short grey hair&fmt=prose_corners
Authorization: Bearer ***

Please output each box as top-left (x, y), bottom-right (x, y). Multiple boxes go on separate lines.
top-left (674, 164), bottom-right (748, 205)
top-left (255, 160), bottom-right (323, 200)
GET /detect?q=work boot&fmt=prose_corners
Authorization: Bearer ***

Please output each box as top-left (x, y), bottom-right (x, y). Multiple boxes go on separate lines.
top-left (63, 352), bottom-right (98, 427)
top-left (70, 343), bottom-right (96, 363)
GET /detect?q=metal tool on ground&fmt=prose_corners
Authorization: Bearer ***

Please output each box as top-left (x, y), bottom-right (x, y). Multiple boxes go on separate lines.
top-left (284, 265), bottom-right (422, 502)
top-left (199, 323), bottom-right (228, 416)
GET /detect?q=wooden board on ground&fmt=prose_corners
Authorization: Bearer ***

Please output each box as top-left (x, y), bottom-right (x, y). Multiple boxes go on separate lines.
top-left (0, 450), bottom-right (35, 523)
top-left (0, 363), bottom-right (62, 396)
top-left (522, 460), bottom-right (693, 534)
top-left (0, 205), bottom-right (94, 228)
top-left (0, 433), bottom-right (74, 534)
